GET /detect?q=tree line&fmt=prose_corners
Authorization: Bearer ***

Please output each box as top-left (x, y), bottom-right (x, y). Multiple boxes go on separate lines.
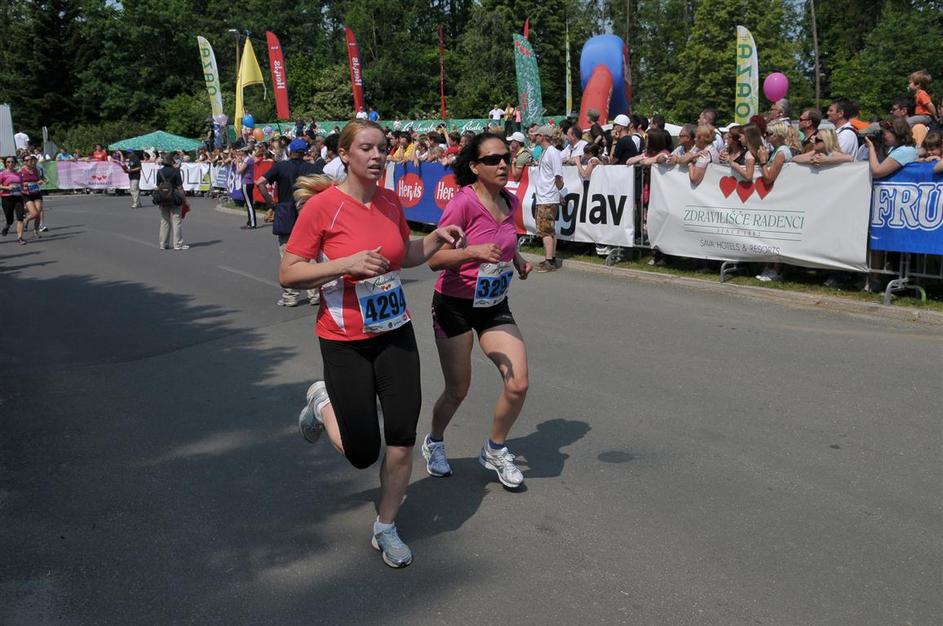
top-left (0, 0), bottom-right (940, 151)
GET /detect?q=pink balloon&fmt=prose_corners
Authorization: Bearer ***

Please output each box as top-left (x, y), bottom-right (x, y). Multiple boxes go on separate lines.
top-left (763, 73), bottom-right (789, 102)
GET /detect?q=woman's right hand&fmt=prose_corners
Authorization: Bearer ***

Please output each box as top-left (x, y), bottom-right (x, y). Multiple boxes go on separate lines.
top-left (344, 247), bottom-right (390, 279)
top-left (469, 243), bottom-right (502, 263)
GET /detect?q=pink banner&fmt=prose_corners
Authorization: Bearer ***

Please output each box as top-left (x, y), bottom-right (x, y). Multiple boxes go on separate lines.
top-left (57, 161), bottom-right (130, 190)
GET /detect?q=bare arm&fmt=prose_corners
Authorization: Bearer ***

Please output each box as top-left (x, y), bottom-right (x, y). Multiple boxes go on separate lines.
top-left (730, 155), bottom-right (755, 179)
top-left (402, 225), bottom-right (466, 268)
top-left (866, 138), bottom-right (903, 178)
top-left (279, 248), bottom-right (390, 290)
top-left (760, 150), bottom-right (786, 184)
top-left (689, 163), bottom-right (707, 185)
top-left (428, 243), bottom-right (501, 271)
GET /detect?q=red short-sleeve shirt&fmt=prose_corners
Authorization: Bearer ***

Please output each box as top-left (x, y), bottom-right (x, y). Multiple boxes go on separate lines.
top-left (287, 185), bottom-right (411, 341)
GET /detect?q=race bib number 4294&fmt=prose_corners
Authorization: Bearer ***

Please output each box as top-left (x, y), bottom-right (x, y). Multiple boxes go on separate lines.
top-left (356, 272), bottom-right (410, 333)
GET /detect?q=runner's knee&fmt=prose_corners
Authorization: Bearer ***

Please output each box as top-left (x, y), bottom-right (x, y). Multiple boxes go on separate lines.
top-left (504, 372), bottom-right (529, 399)
top-left (345, 438), bottom-right (382, 469)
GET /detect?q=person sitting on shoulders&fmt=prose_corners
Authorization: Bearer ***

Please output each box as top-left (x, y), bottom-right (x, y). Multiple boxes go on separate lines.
top-left (907, 70), bottom-right (937, 127)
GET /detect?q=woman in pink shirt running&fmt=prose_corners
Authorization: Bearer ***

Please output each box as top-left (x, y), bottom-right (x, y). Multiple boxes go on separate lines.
top-left (421, 132), bottom-right (533, 489)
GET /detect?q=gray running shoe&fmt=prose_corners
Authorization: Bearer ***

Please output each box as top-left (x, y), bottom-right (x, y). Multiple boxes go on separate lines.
top-left (479, 443), bottom-right (524, 488)
top-left (298, 381), bottom-right (329, 444)
top-left (371, 523), bottom-right (412, 568)
top-left (277, 296), bottom-right (301, 307)
top-left (421, 434), bottom-right (452, 477)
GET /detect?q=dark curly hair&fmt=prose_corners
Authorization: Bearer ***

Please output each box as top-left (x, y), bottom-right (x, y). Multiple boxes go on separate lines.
top-left (453, 132), bottom-right (508, 187)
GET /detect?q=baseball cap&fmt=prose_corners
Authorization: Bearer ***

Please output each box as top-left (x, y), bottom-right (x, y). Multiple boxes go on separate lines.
top-left (612, 114), bottom-right (631, 128)
top-left (288, 138), bottom-right (309, 153)
top-left (535, 125), bottom-right (555, 137)
top-left (507, 131), bottom-right (527, 143)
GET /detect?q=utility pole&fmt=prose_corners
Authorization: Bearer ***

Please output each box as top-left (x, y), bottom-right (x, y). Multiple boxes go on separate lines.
top-left (626, 0), bottom-right (633, 113)
top-left (809, 0), bottom-right (821, 107)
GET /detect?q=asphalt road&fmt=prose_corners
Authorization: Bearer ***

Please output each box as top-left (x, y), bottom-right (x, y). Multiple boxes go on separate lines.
top-left (2, 194), bottom-right (941, 625)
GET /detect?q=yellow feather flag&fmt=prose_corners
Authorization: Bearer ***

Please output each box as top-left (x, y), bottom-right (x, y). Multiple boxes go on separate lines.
top-left (235, 38), bottom-right (265, 134)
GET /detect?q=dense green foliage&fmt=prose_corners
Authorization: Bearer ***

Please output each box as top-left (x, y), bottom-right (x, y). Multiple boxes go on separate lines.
top-left (0, 0), bottom-right (940, 151)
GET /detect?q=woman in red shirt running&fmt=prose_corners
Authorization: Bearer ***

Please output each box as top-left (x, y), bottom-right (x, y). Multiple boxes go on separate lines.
top-left (419, 133), bottom-right (532, 488)
top-left (279, 119), bottom-right (464, 569)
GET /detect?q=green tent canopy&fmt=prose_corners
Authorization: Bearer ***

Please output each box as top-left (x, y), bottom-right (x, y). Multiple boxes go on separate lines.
top-left (109, 131), bottom-right (202, 152)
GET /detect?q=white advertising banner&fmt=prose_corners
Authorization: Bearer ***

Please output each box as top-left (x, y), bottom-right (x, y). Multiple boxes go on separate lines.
top-left (140, 162), bottom-right (212, 192)
top-left (647, 163), bottom-right (871, 271)
top-left (514, 164), bottom-right (636, 247)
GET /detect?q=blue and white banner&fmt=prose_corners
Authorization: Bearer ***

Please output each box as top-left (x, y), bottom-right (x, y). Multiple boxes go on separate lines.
top-left (869, 162), bottom-right (943, 255)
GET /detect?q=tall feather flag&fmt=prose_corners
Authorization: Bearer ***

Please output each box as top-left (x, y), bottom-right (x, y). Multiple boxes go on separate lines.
top-left (513, 34), bottom-right (543, 126)
top-left (345, 27), bottom-right (365, 114)
top-left (265, 31), bottom-right (290, 120)
top-left (565, 21), bottom-right (572, 115)
top-left (734, 26), bottom-right (759, 124)
top-left (235, 37), bottom-right (264, 135)
top-left (196, 36), bottom-right (223, 117)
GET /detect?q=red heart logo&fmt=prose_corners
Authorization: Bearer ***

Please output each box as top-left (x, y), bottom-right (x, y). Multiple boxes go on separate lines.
top-left (719, 176), bottom-right (736, 198)
top-left (755, 178), bottom-right (773, 199)
top-left (736, 180), bottom-right (754, 202)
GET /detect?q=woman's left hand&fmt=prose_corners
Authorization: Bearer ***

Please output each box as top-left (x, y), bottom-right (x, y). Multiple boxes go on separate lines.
top-left (434, 224), bottom-right (466, 248)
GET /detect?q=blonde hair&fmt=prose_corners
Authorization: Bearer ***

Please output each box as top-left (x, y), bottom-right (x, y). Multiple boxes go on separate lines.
top-left (337, 119), bottom-right (386, 155)
top-left (293, 174), bottom-right (333, 207)
top-left (817, 128), bottom-right (842, 154)
top-left (768, 121), bottom-right (802, 153)
top-left (694, 125), bottom-right (715, 146)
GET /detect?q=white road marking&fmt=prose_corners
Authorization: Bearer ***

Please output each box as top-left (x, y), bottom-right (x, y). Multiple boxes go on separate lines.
top-left (217, 264), bottom-right (281, 288)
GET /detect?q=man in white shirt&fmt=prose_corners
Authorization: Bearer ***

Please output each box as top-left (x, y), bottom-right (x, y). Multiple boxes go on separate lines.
top-left (828, 97), bottom-right (859, 158)
top-left (355, 109), bottom-right (368, 120)
top-left (698, 108), bottom-right (726, 152)
top-left (14, 130), bottom-right (29, 152)
top-left (488, 106), bottom-right (505, 121)
top-left (560, 125), bottom-right (587, 164)
top-left (321, 133), bottom-right (346, 182)
top-left (533, 125), bottom-right (564, 272)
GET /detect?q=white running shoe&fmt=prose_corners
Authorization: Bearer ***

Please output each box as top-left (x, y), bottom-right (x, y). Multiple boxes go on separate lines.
top-left (421, 434), bottom-right (452, 477)
top-left (299, 381), bottom-right (329, 443)
top-left (479, 442), bottom-right (524, 488)
top-left (371, 523), bottom-right (412, 568)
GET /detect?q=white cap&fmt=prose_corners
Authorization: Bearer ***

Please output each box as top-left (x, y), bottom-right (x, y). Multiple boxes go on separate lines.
top-left (612, 114), bottom-right (631, 128)
top-left (507, 131), bottom-right (527, 144)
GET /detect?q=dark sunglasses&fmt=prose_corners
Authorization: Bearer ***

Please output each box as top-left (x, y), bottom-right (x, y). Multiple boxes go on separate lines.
top-left (476, 153), bottom-right (511, 166)
top-left (4, 159), bottom-right (14, 164)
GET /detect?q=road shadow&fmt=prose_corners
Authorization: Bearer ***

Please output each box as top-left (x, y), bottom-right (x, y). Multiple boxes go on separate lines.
top-left (347, 418), bottom-right (591, 544)
top-left (187, 239), bottom-right (222, 248)
top-left (0, 269), bottom-right (473, 623)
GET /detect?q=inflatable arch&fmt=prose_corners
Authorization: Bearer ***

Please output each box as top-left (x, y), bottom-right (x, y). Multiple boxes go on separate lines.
top-left (578, 34), bottom-right (632, 130)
